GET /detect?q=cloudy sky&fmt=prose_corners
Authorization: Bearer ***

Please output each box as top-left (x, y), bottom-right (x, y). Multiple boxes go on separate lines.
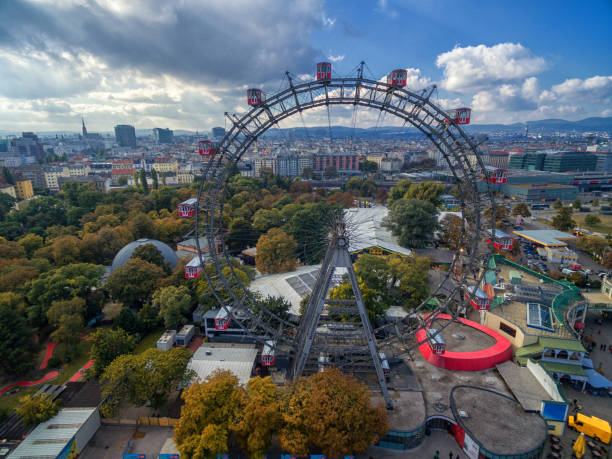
top-left (0, 0), bottom-right (611, 132)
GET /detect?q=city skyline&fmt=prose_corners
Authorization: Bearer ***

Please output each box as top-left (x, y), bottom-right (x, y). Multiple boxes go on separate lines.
top-left (0, 0), bottom-right (610, 131)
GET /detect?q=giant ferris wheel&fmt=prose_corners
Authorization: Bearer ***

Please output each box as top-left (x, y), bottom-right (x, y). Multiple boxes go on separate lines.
top-left (178, 61), bottom-right (502, 407)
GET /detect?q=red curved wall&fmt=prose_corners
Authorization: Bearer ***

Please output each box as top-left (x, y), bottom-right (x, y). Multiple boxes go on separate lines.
top-left (416, 314), bottom-right (512, 371)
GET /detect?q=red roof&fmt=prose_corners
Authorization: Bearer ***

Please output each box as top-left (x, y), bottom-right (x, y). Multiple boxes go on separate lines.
top-left (111, 168), bottom-right (135, 175)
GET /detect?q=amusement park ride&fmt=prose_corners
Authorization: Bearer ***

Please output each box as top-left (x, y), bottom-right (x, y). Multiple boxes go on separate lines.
top-left (177, 61), bottom-right (499, 408)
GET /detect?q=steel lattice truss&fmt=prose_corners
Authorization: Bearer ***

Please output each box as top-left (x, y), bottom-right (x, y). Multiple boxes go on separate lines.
top-left (193, 73), bottom-right (498, 375)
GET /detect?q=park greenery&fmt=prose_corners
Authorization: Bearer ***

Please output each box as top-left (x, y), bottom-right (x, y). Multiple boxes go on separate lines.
top-left (174, 368), bottom-right (388, 459)
top-left (15, 393), bottom-right (60, 425)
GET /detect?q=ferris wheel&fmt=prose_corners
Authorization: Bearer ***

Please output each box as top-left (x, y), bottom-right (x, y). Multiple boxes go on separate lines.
top-left (179, 61), bottom-right (501, 405)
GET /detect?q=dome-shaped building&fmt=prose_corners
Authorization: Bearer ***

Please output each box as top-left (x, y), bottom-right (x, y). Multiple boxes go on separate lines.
top-left (111, 238), bottom-right (179, 272)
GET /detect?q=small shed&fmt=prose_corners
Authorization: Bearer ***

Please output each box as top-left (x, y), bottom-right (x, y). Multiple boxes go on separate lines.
top-left (509, 270), bottom-right (523, 285)
top-left (175, 325), bottom-right (195, 347)
top-left (157, 330), bottom-right (176, 351)
top-left (8, 408), bottom-right (100, 459)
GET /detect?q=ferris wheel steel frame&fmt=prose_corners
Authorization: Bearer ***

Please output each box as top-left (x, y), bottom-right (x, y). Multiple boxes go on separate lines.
top-left (193, 72), bottom-right (498, 372)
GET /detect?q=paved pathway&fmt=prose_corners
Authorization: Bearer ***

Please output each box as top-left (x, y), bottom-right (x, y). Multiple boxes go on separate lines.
top-left (0, 371), bottom-right (60, 395)
top-left (39, 342), bottom-right (57, 370)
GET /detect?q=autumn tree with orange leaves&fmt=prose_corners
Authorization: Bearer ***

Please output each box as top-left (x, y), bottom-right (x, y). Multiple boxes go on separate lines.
top-left (278, 367), bottom-right (389, 457)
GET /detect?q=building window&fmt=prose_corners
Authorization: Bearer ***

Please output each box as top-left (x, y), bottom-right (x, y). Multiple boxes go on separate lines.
top-left (499, 322), bottom-right (516, 337)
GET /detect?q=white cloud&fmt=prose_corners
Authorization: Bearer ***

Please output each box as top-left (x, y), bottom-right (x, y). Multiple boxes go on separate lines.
top-left (321, 14), bottom-right (336, 27)
top-left (552, 75), bottom-right (612, 100)
top-left (436, 43), bottom-right (546, 93)
top-left (328, 55), bottom-right (345, 63)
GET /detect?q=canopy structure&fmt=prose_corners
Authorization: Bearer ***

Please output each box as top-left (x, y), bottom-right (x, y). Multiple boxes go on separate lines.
top-left (585, 369), bottom-right (612, 389)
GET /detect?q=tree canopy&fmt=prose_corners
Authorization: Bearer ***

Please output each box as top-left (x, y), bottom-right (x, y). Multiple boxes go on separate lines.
top-left (279, 368), bottom-right (388, 457)
top-left (16, 393), bottom-right (59, 425)
top-left (106, 258), bottom-right (166, 308)
top-left (385, 198), bottom-right (439, 248)
top-left (100, 347), bottom-right (193, 416)
top-left (255, 228), bottom-right (297, 274)
top-left (153, 285), bottom-right (193, 330)
top-left (551, 206), bottom-right (575, 232)
top-left (89, 328), bottom-right (138, 377)
top-left (0, 294), bottom-right (37, 375)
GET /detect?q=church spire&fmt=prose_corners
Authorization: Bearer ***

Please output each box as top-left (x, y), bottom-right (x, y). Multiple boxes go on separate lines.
top-left (82, 117), bottom-right (88, 137)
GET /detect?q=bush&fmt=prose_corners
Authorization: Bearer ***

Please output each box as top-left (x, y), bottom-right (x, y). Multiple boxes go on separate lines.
top-left (47, 357), bottom-right (62, 368)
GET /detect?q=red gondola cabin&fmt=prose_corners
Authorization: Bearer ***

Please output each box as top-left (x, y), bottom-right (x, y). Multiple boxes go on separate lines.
top-left (184, 256), bottom-right (203, 279)
top-left (215, 307), bottom-right (231, 330)
top-left (261, 340), bottom-right (275, 367)
top-left (178, 198), bottom-right (197, 218)
top-left (483, 165), bottom-right (508, 184)
top-left (485, 229), bottom-right (513, 251)
top-left (465, 286), bottom-right (490, 310)
top-left (386, 69), bottom-right (407, 87)
top-left (247, 89), bottom-right (265, 107)
top-left (198, 140), bottom-right (214, 156)
top-left (316, 62), bottom-right (332, 81)
top-left (445, 108), bottom-right (471, 125)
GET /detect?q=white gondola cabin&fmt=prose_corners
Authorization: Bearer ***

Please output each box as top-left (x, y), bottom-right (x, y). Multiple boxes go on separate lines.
top-left (184, 256), bottom-right (203, 279)
top-left (386, 69), bottom-right (407, 87)
top-left (465, 285), bottom-right (490, 310)
top-left (247, 88), bottom-right (265, 107)
top-left (261, 340), bottom-right (275, 367)
top-left (445, 108), bottom-right (471, 125)
top-left (379, 352), bottom-right (391, 377)
top-left (178, 198), bottom-right (198, 218)
top-left (198, 140), bottom-right (215, 156)
top-left (427, 328), bottom-right (446, 355)
top-left (214, 307), bottom-right (232, 330)
top-left (318, 353), bottom-right (329, 372)
top-left (316, 62), bottom-right (332, 81)
top-left (482, 165), bottom-right (508, 184)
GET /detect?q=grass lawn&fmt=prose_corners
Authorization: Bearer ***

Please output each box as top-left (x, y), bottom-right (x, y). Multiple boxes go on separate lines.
top-left (573, 213), bottom-right (612, 235)
top-left (0, 387), bottom-right (36, 412)
top-left (134, 327), bottom-right (164, 354)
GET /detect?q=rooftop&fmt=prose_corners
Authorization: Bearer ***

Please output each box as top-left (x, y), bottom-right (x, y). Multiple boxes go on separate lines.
top-left (344, 207), bottom-right (412, 256)
top-left (8, 408), bottom-right (98, 459)
top-left (188, 343), bottom-right (258, 385)
top-left (451, 386), bottom-right (547, 455)
top-left (512, 229), bottom-right (576, 247)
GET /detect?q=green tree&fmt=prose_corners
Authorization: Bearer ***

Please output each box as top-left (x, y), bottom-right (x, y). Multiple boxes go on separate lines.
top-left (359, 160), bottom-right (378, 174)
top-left (26, 263), bottom-right (104, 326)
top-left (50, 313), bottom-right (84, 354)
top-left (572, 198), bottom-right (582, 210)
top-left (385, 198), bottom-right (439, 248)
top-left (89, 328), bottom-right (138, 376)
top-left (585, 214), bottom-right (601, 226)
top-left (132, 243), bottom-right (169, 272)
top-left (46, 297), bottom-right (86, 326)
top-left (279, 368), bottom-right (388, 457)
top-left (106, 258), bottom-right (166, 308)
top-left (387, 254), bottom-right (431, 310)
top-left (0, 294), bottom-right (37, 375)
top-left (512, 202), bottom-right (531, 217)
top-left (132, 170), bottom-right (139, 188)
top-left (227, 217), bottom-right (258, 253)
top-left (140, 169), bottom-right (149, 195)
top-left (153, 285), bottom-right (192, 330)
top-left (551, 206), bottom-right (575, 232)
top-left (17, 233), bottom-right (44, 258)
top-left (256, 228), bottom-right (297, 274)
top-left (403, 182), bottom-right (445, 206)
top-left (252, 208), bottom-right (283, 232)
top-left (284, 202), bottom-right (342, 263)
top-left (552, 199), bottom-right (563, 209)
top-left (16, 393), bottom-right (59, 425)
top-left (100, 347), bottom-right (193, 416)
top-left (0, 192), bottom-right (16, 221)
top-left (115, 307), bottom-right (139, 334)
top-left (387, 179), bottom-right (412, 206)
top-left (151, 168), bottom-right (159, 190)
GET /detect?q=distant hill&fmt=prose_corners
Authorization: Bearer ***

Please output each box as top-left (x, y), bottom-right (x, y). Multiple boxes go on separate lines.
top-left (1, 116), bottom-right (610, 139)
